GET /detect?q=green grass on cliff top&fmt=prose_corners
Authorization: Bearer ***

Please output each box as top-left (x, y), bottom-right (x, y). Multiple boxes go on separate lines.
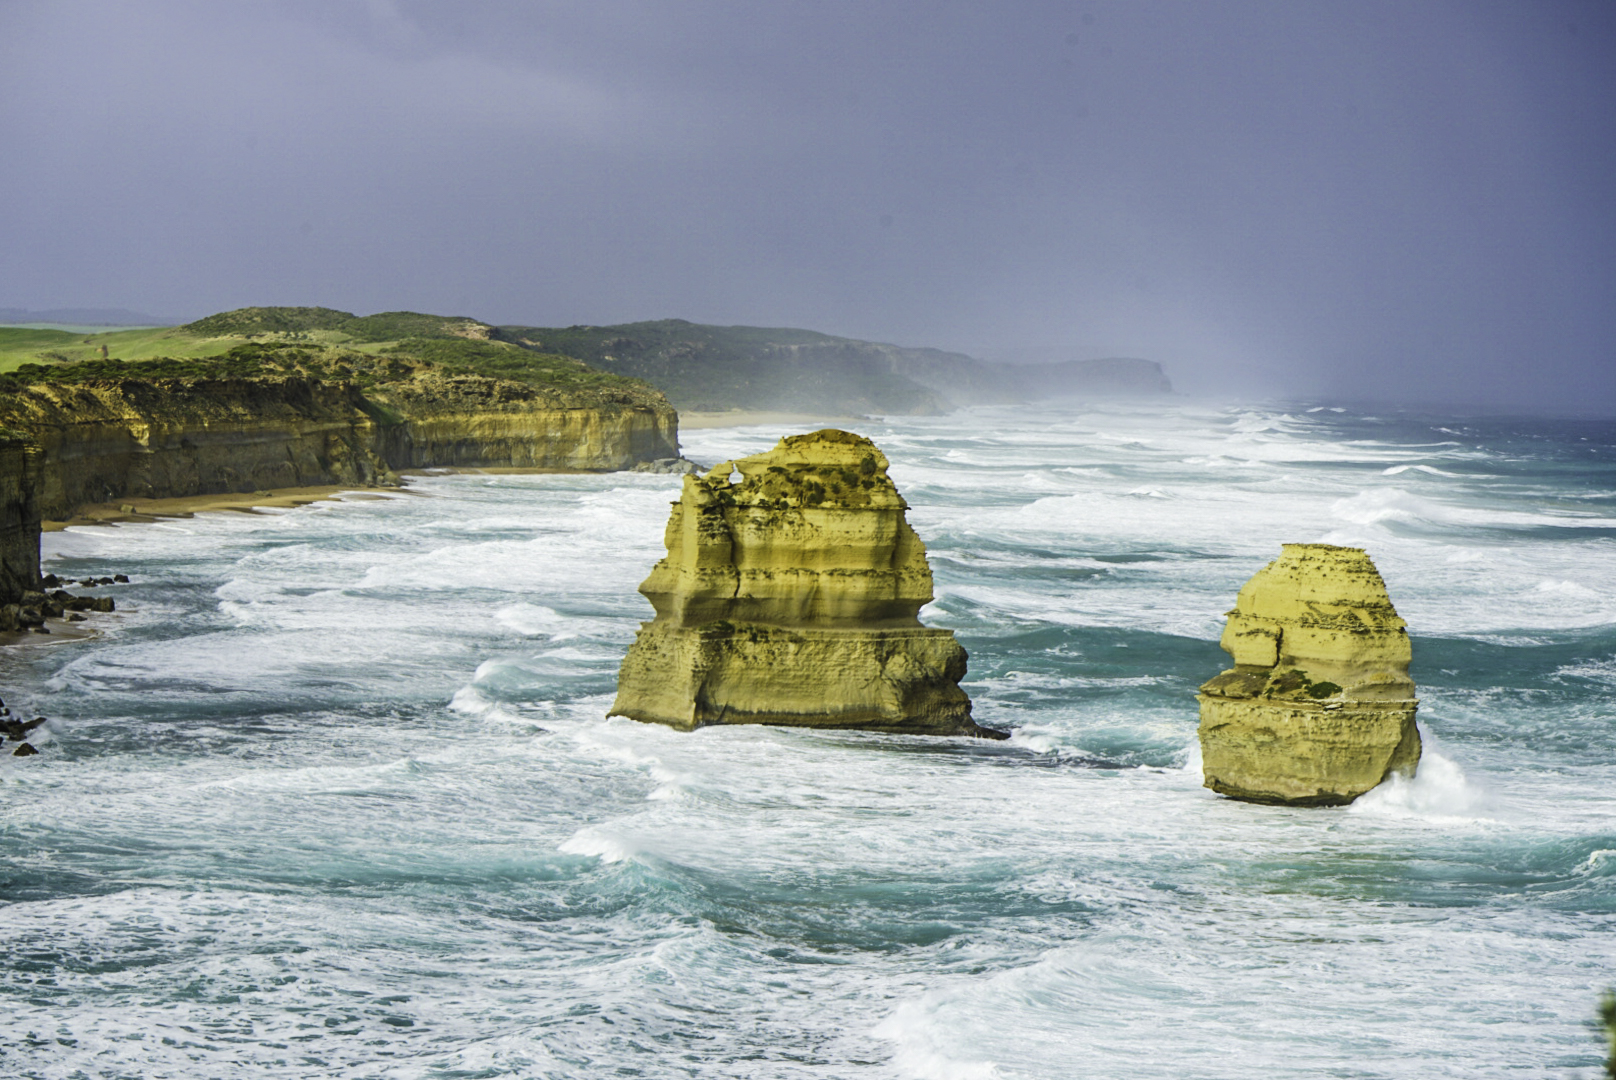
top-left (0, 309), bottom-right (662, 403)
top-left (0, 308), bottom-right (509, 374)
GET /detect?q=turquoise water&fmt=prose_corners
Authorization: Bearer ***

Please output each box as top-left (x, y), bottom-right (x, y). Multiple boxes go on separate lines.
top-left (2, 400), bottom-right (1613, 1078)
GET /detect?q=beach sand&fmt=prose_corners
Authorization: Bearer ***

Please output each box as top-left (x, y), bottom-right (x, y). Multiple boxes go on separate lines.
top-left (41, 485), bottom-right (420, 531)
top-left (0, 618), bottom-right (99, 649)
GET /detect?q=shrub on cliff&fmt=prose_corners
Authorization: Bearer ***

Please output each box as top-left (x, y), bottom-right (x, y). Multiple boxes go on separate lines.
top-left (380, 338), bottom-right (645, 393)
top-left (181, 307), bottom-right (495, 344)
top-left (182, 307), bottom-right (357, 336)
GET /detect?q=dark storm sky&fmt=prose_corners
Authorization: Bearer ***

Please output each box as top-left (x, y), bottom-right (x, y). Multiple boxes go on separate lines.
top-left (3, 1), bottom-right (1613, 411)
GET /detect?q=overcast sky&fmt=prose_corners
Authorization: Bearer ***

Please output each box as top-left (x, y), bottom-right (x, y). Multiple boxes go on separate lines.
top-left (3, 0), bottom-right (1613, 411)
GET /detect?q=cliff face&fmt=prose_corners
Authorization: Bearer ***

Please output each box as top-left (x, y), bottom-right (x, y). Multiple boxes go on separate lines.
top-left (1, 379), bottom-right (391, 520)
top-left (368, 373), bottom-right (678, 471)
top-left (612, 429), bottom-right (997, 737)
top-left (1197, 543), bottom-right (1421, 806)
top-left (0, 435), bottom-right (41, 604)
top-left (0, 374), bottom-right (681, 521)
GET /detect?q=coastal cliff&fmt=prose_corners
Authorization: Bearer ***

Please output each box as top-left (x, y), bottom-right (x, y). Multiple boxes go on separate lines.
top-left (0, 377), bottom-right (680, 521)
top-left (368, 373), bottom-right (677, 471)
top-left (0, 322), bottom-right (682, 522)
top-left (612, 429), bottom-right (998, 737)
top-left (0, 434), bottom-right (41, 605)
top-left (1, 378), bottom-right (391, 520)
top-left (1197, 544), bottom-right (1421, 806)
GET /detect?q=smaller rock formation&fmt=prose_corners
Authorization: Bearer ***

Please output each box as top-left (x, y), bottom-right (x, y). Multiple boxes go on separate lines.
top-left (611, 429), bottom-right (999, 737)
top-left (1197, 543), bottom-right (1421, 805)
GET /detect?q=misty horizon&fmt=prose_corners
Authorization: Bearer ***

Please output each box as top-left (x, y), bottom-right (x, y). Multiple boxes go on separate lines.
top-left (3, 1), bottom-right (1613, 414)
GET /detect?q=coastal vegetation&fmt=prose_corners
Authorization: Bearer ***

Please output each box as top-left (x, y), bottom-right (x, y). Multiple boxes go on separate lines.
top-left (2, 307), bottom-right (1174, 415)
top-left (0, 312), bottom-right (662, 406)
top-left (504, 319), bottom-right (1173, 413)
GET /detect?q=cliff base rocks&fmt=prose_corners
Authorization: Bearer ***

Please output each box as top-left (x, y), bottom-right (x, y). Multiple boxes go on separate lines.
top-left (1197, 543), bottom-right (1421, 806)
top-left (612, 429), bottom-right (998, 738)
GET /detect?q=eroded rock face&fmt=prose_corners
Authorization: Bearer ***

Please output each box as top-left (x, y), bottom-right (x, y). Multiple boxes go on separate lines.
top-left (611, 429), bottom-right (998, 737)
top-left (1197, 543), bottom-right (1421, 805)
top-left (0, 377), bottom-right (680, 520)
top-left (0, 436), bottom-right (42, 622)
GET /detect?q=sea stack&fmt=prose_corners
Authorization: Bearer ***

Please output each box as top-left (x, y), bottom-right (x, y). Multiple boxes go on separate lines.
top-left (1197, 543), bottom-right (1421, 805)
top-left (611, 429), bottom-right (998, 737)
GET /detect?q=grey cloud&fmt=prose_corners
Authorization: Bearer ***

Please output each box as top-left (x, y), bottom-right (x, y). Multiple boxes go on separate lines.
top-left (2, 0), bottom-right (1612, 412)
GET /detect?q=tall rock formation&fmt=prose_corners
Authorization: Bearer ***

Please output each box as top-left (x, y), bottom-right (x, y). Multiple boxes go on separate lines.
top-left (1197, 543), bottom-right (1421, 805)
top-left (611, 429), bottom-right (999, 737)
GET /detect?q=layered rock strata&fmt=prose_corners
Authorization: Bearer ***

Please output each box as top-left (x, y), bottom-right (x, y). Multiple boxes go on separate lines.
top-left (368, 373), bottom-right (677, 472)
top-left (1197, 543), bottom-right (1421, 805)
top-left (611, 429), bottom-right (997, 737)
top-left (0, 434), bottom-right (42, 629)
top-left (3, 379), bottom-right (391, 520)
top-left (0, 376), bottom-right (680, 521)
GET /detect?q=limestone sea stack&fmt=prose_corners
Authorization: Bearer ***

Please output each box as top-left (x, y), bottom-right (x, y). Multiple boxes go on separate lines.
top-left (1197, 543), bottom-right (1421, 805)
top-left (611, 429), bottom-right (1000, 738)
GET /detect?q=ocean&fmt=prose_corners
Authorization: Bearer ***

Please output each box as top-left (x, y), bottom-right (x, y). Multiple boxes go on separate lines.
top-left (2, 400), bottom-right (1613, 1079)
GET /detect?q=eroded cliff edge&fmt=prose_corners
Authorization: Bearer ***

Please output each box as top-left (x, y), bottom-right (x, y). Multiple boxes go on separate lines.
top-left (0, 434), bottom-right (42, 607)
top-left (0, 358), bottom-right (679, 522)
top-left (611, 429), bottom-right (1000, 737)
top-left (0, 323), bottom-right (681, 621)
top-left (1197, 543), bottom-right (1421, 806)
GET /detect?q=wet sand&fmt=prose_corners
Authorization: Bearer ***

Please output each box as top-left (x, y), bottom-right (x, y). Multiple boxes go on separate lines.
top-left (0, 618), bottom-right (100, 649)
top-left (41, 485), bottom-right (422, 531)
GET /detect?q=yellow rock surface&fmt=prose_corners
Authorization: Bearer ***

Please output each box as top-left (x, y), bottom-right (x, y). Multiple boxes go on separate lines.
top-left (1197, 543), bottom-right (1421, 805)
top-left (611, 429), bottom-right (997, 737)
top-left (0, 378), bottom-right (679, 519)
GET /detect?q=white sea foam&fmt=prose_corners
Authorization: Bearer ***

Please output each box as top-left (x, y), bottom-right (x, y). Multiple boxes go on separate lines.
top-left (558, 826), bottom-right (639, 863)
top-left (873, 999), bottom-right (1005, 1080)
top-left (1381, 463), bottom-right (1465, 476)
top-left (10, 400), bottom-right (1614, 1079)
top-left (1349, 744), bottom-right (1489, 825)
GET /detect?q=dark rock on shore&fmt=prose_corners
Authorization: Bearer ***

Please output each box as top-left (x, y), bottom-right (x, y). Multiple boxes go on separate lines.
top-left (629, 457), bottom-right (704, 475)
top-left (2, 716), bottom-right (46, 741)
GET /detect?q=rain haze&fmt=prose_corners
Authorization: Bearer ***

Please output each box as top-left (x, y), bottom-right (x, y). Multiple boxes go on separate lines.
top-left (2, 0), bottom-right (1613, 413)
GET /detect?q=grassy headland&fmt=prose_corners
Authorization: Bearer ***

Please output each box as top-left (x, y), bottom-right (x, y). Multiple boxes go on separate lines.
top-left (501, 318), bottom-right (1172, 414)
top-left (0, 308), bottom-right (663, 408)
top-left (501, 318), bottom-right (953, 415)
top-left (2, 306), bottom-right (1172, 414)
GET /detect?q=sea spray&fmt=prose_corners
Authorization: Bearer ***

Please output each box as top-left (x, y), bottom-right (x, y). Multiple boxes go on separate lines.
top-left (1, 401), bottom-right (1611, 1078)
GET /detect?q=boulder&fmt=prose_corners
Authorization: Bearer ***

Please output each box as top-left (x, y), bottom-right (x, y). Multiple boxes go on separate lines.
top-left (1197, 543), bottom-right (1421, 806)
top-left (612, 429), bottom-right (999, 737)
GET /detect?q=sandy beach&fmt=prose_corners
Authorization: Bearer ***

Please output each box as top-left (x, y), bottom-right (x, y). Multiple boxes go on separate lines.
top-left (40, 485), bottom-right (419, 531)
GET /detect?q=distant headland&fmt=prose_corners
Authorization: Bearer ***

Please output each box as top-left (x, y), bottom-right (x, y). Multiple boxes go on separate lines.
top-left (1, 307), bottom-right (1173, 417)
